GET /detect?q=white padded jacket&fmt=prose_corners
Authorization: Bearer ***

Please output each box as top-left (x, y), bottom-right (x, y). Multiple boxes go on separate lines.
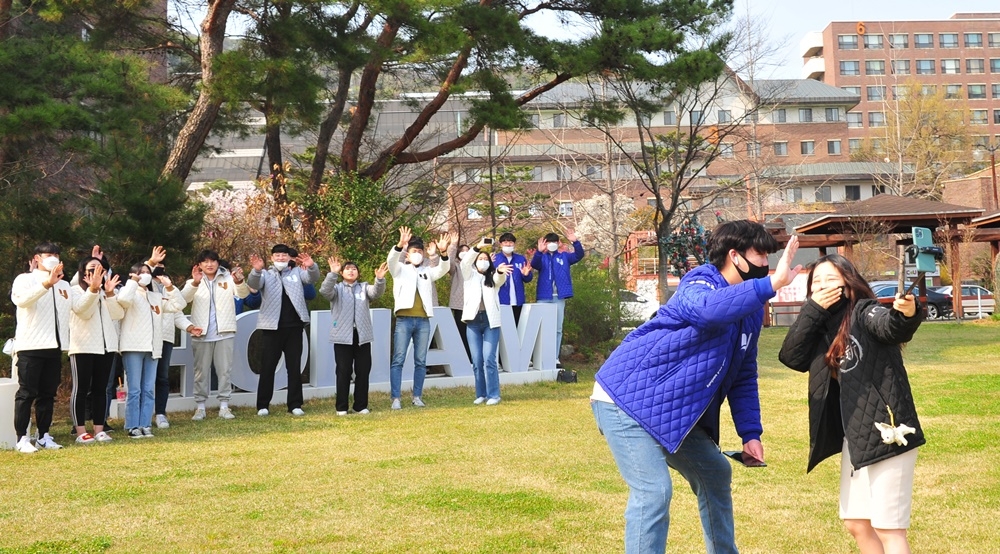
top-left (116, 279), bottom-right (186, 358)
top-left (69, 285), bottom-right (125, 355)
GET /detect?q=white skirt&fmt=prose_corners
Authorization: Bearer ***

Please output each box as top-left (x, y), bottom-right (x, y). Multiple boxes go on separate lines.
top-left (839, 439), bottom-right (918, 529)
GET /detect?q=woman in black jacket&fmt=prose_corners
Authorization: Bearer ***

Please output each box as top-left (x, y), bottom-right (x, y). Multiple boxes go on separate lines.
top-left (779, 254), bottom-right (924, 554)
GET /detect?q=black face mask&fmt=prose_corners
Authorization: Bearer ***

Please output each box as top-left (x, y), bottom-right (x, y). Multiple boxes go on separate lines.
top-left (735, 253), bottom-right (769, 281)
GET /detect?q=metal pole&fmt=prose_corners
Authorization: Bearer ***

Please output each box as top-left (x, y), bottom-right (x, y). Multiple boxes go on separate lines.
top-left (991, 148), bottom-right (998, 211)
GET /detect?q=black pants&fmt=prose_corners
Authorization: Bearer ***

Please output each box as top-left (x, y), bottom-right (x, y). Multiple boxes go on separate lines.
top-left (334, 329), bottom-right (372, 412)
top-left (155, 341), bottom-right (173, 416)
top-left (451, 308), bottom-right (471, 360)
top-left (14, 352), bottom-right (62, 438)
top-left (70, 352), bottom-right (114, 428)
top-left (258, 326), bottom-right (304, 411)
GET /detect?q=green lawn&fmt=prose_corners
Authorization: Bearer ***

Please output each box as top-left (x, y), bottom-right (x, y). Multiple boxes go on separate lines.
top-left (1, 322), bottom-right (998, 553)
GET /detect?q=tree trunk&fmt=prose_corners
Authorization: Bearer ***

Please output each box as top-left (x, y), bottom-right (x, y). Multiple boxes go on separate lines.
top-left (264, 113), bottom-right (292, 232)
top-left (0, 0), bottom-right (13, 41)
top-left (656, 218), bottom-right (673, 302)
top-left (160, 0), bottom-right (236, 182)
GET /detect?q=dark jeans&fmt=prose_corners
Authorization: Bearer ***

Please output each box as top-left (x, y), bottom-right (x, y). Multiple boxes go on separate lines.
top-left (257, 326), bottom-right (304, 411)
top-left (155, 341), bottom-right (173, 416)
top-left (334, 330), bottom-right (372, 412)
top-left (70, 352), bottom-right (114, 428)
top-left (451, 308), bottom-right (471, 360)
top-left (14, 351), bottom-right (62, 438)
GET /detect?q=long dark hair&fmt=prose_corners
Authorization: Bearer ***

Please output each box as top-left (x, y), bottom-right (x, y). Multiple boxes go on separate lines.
top-left (476, 251), bottom-right (497, 288)
top-left (805, 254), bottom-right (875, 369)
top-left (130, 262), bottom-right (154, 291)
top-left (77, 257), bottom-right (102, 291)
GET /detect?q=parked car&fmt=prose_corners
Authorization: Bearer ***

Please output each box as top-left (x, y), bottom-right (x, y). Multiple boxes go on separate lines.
top-left (933, 285), bottom-right (995, 316)
top-left (619, 289), bottom-right (660, 322)
top-left (868, 281), bottom-right (953, 320)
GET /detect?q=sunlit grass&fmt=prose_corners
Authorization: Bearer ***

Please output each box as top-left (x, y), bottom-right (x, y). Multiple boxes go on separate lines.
top-left (1, 322), bottom-right (998, 553)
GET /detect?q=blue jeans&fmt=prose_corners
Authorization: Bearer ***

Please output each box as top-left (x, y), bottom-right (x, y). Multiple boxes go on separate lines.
top-left (539, 297), bottom-right (566, 360)
top-left (592, 400), bottom-right (737, 554)
top-left (390, 316), bottom-right (430, 399)
top-left (122, 351), bottom-right (158, 430)
top-left (465, 311), bottom-right (501, 400)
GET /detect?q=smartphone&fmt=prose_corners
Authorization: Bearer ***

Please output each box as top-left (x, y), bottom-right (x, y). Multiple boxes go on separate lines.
top-left (723, 451), bottom-right (767, 467)
top-left (483, 238), bottom-right (493, 245)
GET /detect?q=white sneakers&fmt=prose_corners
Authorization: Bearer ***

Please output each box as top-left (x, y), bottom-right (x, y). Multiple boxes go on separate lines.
top-left (411, 397), bottom-right (426, 408)
top-left (36, 433), bottom-right (62, 449)
top-left (76, 433), bottom-right (96, 444)
top-left (336, 411), bottom-right (348, 416)
top-left (357, 409), bottom-right (370, 415)
top-left (155, 414), bottom-right (170, 428)
top-left (391, 398), bottom-right (402, 410)
top-left (473, 397), bottom-right (486, 405)
top-left (291, 408), bottom-right (305, 417)
top-left (257, 408), bottom-right (269, 416)
top-left (94, 431), bottom-right (113, 442)
top-left (192, 407), bottom-right (206, 421)
top-left (16, 436), bottom-right (37, 453)
top-left (485, 398), bottom-right (501, 406)
top-left (218, 407), bottom-right (236, 420)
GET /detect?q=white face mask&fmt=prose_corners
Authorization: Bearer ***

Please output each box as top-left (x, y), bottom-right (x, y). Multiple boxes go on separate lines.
top-left (546, 242), bottom-right (559, 252)
top-left (272, 261), bottom-right (288, 271)
top-left (457, 252), bottom-right (467, 261)
top-left (501, 246), bottom-right (514, 255)
top-left (138, 274), bottom-right (153, 287)
top-left (476, 259), bottom-right (491, 272)
top-left (40, 256), bottom-right (60, 271)
top-left (409, 253), bottom-right (424, 266)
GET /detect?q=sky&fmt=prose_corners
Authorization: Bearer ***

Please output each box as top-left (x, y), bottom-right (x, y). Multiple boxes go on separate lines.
top-left (748, 0), bottom-right (999, 78)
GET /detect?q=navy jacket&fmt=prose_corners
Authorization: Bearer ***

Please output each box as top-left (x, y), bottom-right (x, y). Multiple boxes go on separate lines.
top-left (595, 264), bottom-right (774, 453)
top-left (531, 241), bottom-right (584, 301)
top-left (493, 252), bottom-right (532, 306)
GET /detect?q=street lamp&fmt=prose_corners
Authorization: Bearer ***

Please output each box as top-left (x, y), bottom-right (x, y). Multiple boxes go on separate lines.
top-left (973, 143), bottom-right (1000, 211)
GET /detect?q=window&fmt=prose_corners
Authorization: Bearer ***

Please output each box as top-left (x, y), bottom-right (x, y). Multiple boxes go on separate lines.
top-left (815, 186), bottom-right (832, 202)
top-left (719, 143), bottom-right (734, 158)
top-left (528, 203), bottom-right (543, 218)
top-left (916, 59), bottom-right (935, 74)
top-left (845, 185), bottom-right (861, 201)
top-left (496, 203), bottom-right (510, 217)
top-left (800, 141), bottom-right (815, 155)
top-left (773, 142), bottom-right (788, 156)
top-left (939, 33), bottom-right (959, 48)
top-left (889, 34), bottom-right (908, 48)
top-left (971, 110), bottom-right (988, 125)
top-left (869, 112), bottom-right (886, 127)
top-left (799, 108), bottom-right (813, 122)
top-left (690, 110), bottom-right (704, 125)
top-left (556, 165), bottom-right (572, 181)
top-left (847, 112), bottom-right (863, 128)
top-left (553, 113), bottom-right (567, 128)
top-left (914, 33), bottom-right (933, 48)
top-left (864, 35), bottom-right (883, 49)
top-left (616, 164), bottom-right (634, 179)
top-left (746, 142), bottom-right (761, 158)
top-left (464, 168), bottom-right (483, 182)
top-left (748, 111), bottom-right (759, 123)
top-left (530, 114), bottom-right (540, 127)
top-left (839, 61), bottom-right (860, 76)
top-left (865, 60), bottom-right (886, 75)
top-left (922, 84), bottom-right (938, 96)
top-left (584, 165), bottom-right (603, 178)
top-left (838, 35), bottom-right (858, 50)
top-left (891, 85), bottom-right (906, 99)
top-left (828, 140), bottom-right (842, 155)
top-left (867, 85), bottom-right (886, 101)
top-left (973, 135), bottom-right (990, 148)
top-left (786, 187), bottom-right (802, 203)
top-left (966, 33), bottom-right (983, 48)
top-left (892, 60), bottom-right (911, 75)
top-left (994, 110), bottom-right (1000, 125)
top-left (467, 206), bottom-right (483, 220)
top-left (774, 108), bottom-right (786, 123)
top-left (991, 59), bottom-right (1000, 73)
top-left (945, 84), bottom-right (963, 99)
top-left (872, 185), bottom-right (886, 196)
top-left (637, 113), bottom-right (652, 127)
top-left (969, 85), bottom-right (987, 99)
top-left (825, 107), bottom-right (840, 122)
top-left (531, 166), bottom-right (542, 181)
top-left (714, 197), bottom-right (733, 207)
top-left (968, 59), bottom-right (985, 74)
top-left (942, 59), bottom-right (960, 74)
top-left (841, 86), bottom-right (861, 95)
top-left (991, 33), bottom-right (1000, 48)
top-left (717, 110), bottom-right (732, 124)
top-left (849, 138), bottom-right (862, 152)
top-left (994, 84), bottom-right (1000, 98)
top-left (558, 201), bottom-right (573, 217)
top-left (663, 110), bottom-right (676, 125)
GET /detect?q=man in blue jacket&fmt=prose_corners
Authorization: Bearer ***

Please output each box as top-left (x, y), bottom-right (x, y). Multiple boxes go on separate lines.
top-left (591, 220), bottom-right (800, 554)
top-left (531, 230), bottom-right (584, 366)
top-left (493, 232), bottom-right (533, 326)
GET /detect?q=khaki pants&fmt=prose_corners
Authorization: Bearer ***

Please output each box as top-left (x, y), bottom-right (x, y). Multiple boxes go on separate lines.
top-left (192, 337), bottom-right (235, 403)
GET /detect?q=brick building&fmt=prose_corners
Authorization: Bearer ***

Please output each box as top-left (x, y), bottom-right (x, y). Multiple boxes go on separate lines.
top-left (801, 13), bottom-right (1000, 150)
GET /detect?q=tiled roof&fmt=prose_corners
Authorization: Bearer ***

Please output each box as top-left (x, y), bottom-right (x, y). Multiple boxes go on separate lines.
top-left (748, 79), bottom-right (861, 105)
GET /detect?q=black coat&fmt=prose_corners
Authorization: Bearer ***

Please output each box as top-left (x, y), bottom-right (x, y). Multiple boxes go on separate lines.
top-left (779, 298), bottom-right (925, 472)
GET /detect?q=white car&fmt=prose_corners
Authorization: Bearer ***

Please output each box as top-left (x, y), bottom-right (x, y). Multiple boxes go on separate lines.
top-left (933, 285), bottom-right (995, 316)
top-left (619, 289), bottom-right (660, 322)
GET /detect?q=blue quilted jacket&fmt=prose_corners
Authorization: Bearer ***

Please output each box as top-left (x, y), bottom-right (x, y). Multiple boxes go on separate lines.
top-left (595, 264), bottom-right (775, 453)
top-left (531, 241), bottom-right (584, 300)
top-left (493, 252), bottom-right (533, 305)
